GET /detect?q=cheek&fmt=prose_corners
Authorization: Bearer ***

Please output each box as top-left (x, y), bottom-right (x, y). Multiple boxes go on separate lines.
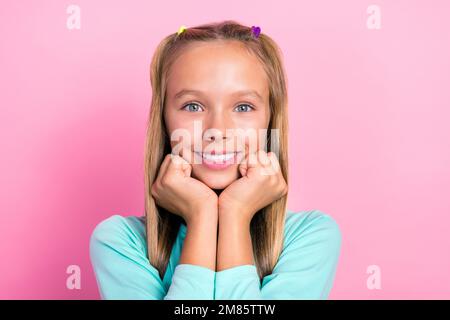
top-left (165, 116), bottom-right (197, 148)
top-left (233, 116), bottom-right (270, 149)
top-left (234, 111), bottom-right (270, 131)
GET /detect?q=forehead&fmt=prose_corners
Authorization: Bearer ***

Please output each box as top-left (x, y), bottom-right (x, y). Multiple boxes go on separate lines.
top-left (166, 40), bottom-right (269, 100)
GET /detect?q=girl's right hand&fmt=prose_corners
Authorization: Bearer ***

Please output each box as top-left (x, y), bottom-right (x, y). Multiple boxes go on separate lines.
top-left (151, 151), bottom-right (218, 225)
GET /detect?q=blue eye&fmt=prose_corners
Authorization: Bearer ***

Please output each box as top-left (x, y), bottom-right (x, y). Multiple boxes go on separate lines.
top-left (234, 104), bottom-right (254, 112)
top-left (182, 103), bottom-right (203, 112)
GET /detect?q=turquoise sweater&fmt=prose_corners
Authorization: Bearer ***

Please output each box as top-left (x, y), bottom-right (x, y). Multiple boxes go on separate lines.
top-left (89, 209), bottom-right (342, 300)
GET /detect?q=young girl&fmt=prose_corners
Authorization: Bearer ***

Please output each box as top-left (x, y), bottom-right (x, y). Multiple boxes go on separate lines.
top-left (89, 20), bottom-right (342, 300)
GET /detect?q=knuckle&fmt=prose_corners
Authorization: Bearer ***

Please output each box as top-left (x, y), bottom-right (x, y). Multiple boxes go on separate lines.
top-left (160, 174), bottom-right (171, 186)
top-left (281, 183), bottom-right (288, 196)
top-left (151, 183), bottom-right (159, 197)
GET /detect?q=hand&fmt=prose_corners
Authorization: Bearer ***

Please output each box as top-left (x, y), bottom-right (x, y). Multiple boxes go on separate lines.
top-left (151, 150), bottom-right (218, 225)
top-left (218, 147), bottom-right (288, 224)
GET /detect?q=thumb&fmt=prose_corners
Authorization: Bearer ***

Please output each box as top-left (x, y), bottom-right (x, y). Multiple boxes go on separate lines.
top-left (181, 162), bottom-right (192, 177)
top-left (239, 143), bottom-right (249, 177)
top-left (239, 161), bottom-right (248, 177)
top-left (169, 153), bottom-right (190, 176)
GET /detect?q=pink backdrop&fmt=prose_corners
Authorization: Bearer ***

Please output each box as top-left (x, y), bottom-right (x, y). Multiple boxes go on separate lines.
top-left (1, 0), bottom-right (449, 299)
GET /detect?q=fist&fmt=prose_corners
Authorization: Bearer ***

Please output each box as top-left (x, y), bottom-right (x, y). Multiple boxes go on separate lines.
top-left (151, 152), bottom-right (218, 224)
top-left (218, 149), bottom-right (288, 223)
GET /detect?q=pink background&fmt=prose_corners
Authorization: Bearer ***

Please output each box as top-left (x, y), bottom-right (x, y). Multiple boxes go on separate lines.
top-left (1, 0), bottom-right (449, 299)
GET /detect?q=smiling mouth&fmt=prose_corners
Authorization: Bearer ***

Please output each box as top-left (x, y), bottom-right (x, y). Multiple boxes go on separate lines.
top-left (193, 151), bottom-right (242, 165)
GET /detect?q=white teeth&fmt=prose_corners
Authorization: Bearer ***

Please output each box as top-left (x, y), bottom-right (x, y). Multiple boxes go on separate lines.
top-left (202, 152), bottom-right (235, 162)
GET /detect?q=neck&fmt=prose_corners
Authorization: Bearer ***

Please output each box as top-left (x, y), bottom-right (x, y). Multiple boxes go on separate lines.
top-left (212, 188), bottom-right (224, 196)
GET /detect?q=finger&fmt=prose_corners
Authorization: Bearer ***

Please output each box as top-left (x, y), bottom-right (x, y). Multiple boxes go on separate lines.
top-left (267, 151), bottom-right (281, 172)
top-left (179, 145), bottom-right (193, 165)
top-left (237, 143), bottom-right (247, 176)
top-left (169, 154), bottom-right (189, 171)
top-left (170, 143), bottom-right (191, 167)
top-left (243, 139), bottom-right (258, 169)
top-left (247, 150), bottom-right (258, 169)
top-left (239, 157), bottom-right (248, 177)
top-left (171, 146), bottom-right (192, 174)
top-left (257, 150), bottom-right (274, 176)
top-left (167, 154), bottom-right (193, 179)
top-left (179, 145), bottom-right (194, 176)
top-left (239, 164), bottom-right (247, 177)
top-left (261, 151), bottom-right (280, 176)
top-left (238, 142), bottom-right (249, 165)
top-left (181, 162), bottom-right (192, 177)
top-left (257, 150), bottom-right (271, 167)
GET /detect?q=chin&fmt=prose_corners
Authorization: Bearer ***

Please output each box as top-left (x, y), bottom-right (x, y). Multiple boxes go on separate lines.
top-left (192, 165), bottom-right (239, 189)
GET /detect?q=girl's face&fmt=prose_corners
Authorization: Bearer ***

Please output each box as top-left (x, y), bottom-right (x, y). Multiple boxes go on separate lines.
top-left (164, 40), bottom-right (271, 189)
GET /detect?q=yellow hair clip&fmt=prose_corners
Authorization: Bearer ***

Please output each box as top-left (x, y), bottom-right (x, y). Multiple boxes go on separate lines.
top-left (177, 25), bottom-right (187, 35)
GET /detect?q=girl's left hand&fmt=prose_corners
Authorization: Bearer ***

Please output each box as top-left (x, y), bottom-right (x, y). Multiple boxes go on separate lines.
top-left (218, 147), bottom-right (288, 224)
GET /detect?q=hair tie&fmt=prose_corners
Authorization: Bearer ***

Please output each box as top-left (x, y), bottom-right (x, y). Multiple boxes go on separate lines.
top-left (177, 25), bottom-right (187, 35)
top-left (251, 25), bottom-right (261, 38)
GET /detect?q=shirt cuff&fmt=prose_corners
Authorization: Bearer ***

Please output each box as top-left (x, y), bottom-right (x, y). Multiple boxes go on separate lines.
top-left (165, 264), bottom-right (215, 300)
top-left (215, 264), bottom-right (261, 299)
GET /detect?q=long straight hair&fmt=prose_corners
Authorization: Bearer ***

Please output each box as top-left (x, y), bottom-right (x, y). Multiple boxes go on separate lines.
top-left (144, 20), bottom-right (289, 281)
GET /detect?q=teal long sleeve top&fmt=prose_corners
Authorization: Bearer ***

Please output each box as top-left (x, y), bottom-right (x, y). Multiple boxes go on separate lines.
top-left (89, 209), bottom-right (342, 300)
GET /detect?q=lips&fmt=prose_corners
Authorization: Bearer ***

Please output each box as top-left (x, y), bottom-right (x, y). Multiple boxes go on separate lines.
top-left (194, 151), bottom-right (241, 163)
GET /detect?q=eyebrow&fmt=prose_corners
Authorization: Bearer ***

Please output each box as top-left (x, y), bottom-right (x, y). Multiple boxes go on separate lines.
top-left (174, 89), bottom-right (265, 103)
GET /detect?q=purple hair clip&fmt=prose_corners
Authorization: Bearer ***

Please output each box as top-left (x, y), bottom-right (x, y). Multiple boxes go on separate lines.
top-left (251, 25), bottom-right (261, 38)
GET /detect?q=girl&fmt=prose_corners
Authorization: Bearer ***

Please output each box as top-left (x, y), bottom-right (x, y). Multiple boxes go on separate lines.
top-left (90, 20), bottom-right (342, 300)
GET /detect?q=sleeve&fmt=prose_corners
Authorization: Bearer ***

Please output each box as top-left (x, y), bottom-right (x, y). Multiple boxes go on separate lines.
top-left (89, 215), bottom-right (215, 300)
top-left (164, 264), bottom-right (216, 300)
top-left (214, 212), bottom-right (342, 300)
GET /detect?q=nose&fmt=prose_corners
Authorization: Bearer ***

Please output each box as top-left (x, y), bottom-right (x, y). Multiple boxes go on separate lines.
top-left (203, 109), bottom-right (233, 143)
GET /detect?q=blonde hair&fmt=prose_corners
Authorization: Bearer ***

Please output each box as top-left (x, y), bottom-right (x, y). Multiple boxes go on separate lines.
top-left (144, 20), bottom-right (289, 280)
